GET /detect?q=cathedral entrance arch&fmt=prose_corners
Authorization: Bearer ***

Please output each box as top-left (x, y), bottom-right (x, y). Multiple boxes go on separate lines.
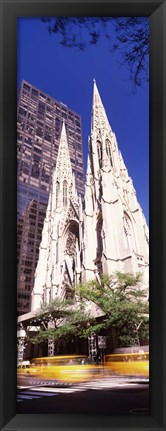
top-left (64, 220), bottom-right (79, 256)
top-left (61, 220), bottom-right (80, 298)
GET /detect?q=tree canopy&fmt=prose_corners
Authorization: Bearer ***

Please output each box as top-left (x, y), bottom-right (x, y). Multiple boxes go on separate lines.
top-left (28, 296), bottom-right (92, 345)
top-left (29, 272), bottom-right (149, 348)
top-left (76, 272), bottom-right (149, 346)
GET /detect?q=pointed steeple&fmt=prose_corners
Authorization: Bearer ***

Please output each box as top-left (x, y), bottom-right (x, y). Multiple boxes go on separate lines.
top-left (55, 121), bottom-right (73, 180)
top-left (91, 80), bottom-right (112, 136)
top-left (51, 121), bottom-right (77, 208)
top-left (89, 80), bottom-right (115, 178)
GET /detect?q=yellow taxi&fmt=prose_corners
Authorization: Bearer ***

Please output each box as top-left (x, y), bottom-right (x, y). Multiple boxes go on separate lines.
top-left (17, 355), bottom-right (102, 384)
top-left (104, 350), bottom-right (149, 378)
top-left (17, 360), bottom-right (37, 378)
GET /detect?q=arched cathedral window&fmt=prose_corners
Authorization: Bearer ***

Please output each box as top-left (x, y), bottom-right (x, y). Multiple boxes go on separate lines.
top-left (105, 139), bottom-right (113, 167)
top-left (123, 212), bottom-right (137, 252)
top-left (56, 181), bottom-right (60, 209)
top-left (63, 227), bottom-right (79, 299)
top-left (97, 140), bottom-right (102, 168)
top-left (63, 180), bottom-right (68, 207)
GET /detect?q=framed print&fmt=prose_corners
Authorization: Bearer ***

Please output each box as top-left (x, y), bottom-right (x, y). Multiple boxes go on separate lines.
top-left (0, 0), bottom-right (166, 430)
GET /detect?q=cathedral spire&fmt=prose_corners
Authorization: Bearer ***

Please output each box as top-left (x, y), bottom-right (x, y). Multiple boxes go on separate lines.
top-left (42, 121), bottom-right (73, 221)
top-left (91, 80), bottom-right (112, 136)
top-left (52, 121), bottom-right (77, 208)
top-left (90, 80), bottom-right (115, 178)
top-left (55, 121), bottom-right (72, 177)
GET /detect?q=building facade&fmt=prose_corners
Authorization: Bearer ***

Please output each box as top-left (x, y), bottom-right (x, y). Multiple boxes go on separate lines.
top-left (31, 80), bottom-right (149, 314)
top-left (17, 80), bottom-right (84, 315)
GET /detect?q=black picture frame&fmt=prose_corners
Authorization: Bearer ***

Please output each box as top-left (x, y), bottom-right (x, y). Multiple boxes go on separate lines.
top-left (0, 0), bottom-right (165, 430)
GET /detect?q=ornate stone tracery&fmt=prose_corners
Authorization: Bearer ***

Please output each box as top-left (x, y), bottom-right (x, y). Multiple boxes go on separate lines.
top-left (66, 231), bottom-right (77, 256)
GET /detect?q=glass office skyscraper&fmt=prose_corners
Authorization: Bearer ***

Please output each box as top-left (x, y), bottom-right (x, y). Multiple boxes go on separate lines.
top-left (17, 80), bottom-right (84, 315)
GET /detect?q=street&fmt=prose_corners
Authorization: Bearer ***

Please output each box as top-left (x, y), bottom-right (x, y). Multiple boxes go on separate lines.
top-left (17, 377), bottom-right (149, 415)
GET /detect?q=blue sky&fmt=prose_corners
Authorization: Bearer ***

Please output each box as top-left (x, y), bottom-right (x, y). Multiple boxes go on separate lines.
top-left (17, 18), bottom-right (149, 224)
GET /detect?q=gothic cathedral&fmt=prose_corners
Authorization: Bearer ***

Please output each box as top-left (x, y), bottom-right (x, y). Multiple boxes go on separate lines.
top-left (31, 80), bottom-right (149, 313)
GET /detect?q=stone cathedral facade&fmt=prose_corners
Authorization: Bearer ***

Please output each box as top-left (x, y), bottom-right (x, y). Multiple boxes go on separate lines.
top-left (31, 80), bottom-right (149, 314)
